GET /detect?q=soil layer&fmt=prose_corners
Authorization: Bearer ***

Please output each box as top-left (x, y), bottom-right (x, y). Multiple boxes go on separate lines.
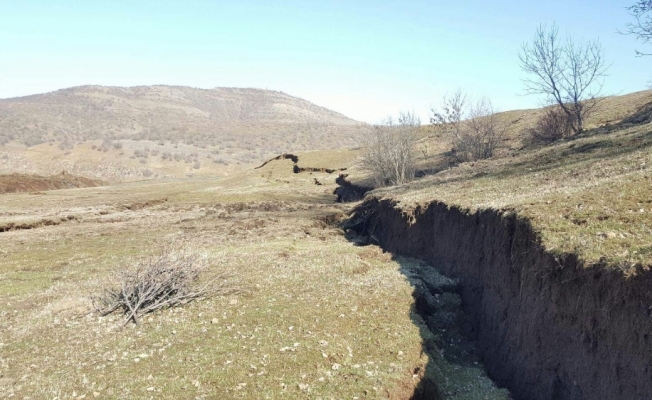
top-left (349, 198), bottom-right (652, 400)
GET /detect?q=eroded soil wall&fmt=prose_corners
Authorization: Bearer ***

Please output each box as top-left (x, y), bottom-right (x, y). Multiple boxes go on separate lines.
top-left (353, 198), bottom-right (652, 400)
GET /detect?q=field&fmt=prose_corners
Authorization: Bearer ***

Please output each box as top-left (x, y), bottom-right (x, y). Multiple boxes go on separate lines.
top-left (0, 156), bottom-right (508, 399)
top-left (2, 88), bottom-right (651, 399)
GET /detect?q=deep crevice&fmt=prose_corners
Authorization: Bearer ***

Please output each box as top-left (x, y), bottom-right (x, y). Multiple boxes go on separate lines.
top-left (345, 198), bottom-right (652, 400)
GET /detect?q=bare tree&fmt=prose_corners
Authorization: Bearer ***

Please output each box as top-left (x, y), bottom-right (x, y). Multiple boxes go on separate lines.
top-left (431, 90), bottom-right (504, 162)
top-left (519, 24), bottom-right (609, 134)
top-left (362, 111), bottom-right (420, 187)
top-left (624, 1), bottom-right (652, 56)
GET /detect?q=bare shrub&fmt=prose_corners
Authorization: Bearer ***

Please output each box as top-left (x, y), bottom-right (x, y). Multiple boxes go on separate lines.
top-left (362, 111), bottom-right (419, 187)
top-left (431, 91), bottom-right (504, 162)
top-left (91, 248), bottom-right (239, 325)
top-left (58, 139), bottom-right (74, 151)
top-left (527, 106), bottom-right (574, 144)
top-left (134, 149), bottom-right (148, 159)
top-left (459, 98), bottom-right (504, 160)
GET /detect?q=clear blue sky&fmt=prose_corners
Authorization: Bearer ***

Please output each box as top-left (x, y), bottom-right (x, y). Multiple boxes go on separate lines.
top-left (0, 0), bottom-right (649, 123)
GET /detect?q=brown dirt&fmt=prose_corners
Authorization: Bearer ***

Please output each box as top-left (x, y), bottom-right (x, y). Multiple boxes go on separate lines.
top-left (0, 172), bottom-right (105, 194)
top-left (349, 198), bottom-right (652, 400)
top-left (334, 174), bottom-right (372, 202)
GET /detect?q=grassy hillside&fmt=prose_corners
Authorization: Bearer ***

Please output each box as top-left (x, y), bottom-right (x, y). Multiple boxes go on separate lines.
top-left (355, 90), bottom-right (652, 272)
top-left (0, 86), bottom-right (368, 181)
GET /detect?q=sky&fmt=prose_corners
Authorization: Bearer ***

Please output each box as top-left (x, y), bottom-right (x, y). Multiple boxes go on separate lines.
top-left (0, 0), bottom-right (649, 123)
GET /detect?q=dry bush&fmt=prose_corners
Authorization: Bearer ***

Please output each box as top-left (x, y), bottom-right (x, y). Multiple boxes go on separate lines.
top-left (361, 111), bottom-right (419, 187)
top-left (527, 106), bottom-right (574, 144)
top-left (431, 91), bottom-right (504, 162)
top-left (91, 247), bottom-right (239, 325)
top-left (458, 98), bottom-right (504, 161)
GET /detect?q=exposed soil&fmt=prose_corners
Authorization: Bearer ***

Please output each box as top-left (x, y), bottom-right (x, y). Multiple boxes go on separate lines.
top-left (347, 198), bottom-right (652, 400)
top-left (256, 153), bottom-right (347, 175)
top-left (334, 174), bottom-right (372, 202)
top-left (0, 217), bottom-right (68, 233)
top-left (0, 172), bottom-right (105, 194)
top-left (254, 153), bottom-right (299, 168)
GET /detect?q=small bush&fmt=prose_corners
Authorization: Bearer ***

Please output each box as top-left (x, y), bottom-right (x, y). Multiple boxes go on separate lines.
top-left (432, 92), bottom-right (504, 162)
top-left (361, 111), bottom-right (419, 187)
top-left (91, 247), bottom-right (238, 325)
top-left (527, 106), bottom-right (574, 144)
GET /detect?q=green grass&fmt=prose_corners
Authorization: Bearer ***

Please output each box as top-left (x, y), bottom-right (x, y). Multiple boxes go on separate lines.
top-left (0, 163), bottom-right (507, 399)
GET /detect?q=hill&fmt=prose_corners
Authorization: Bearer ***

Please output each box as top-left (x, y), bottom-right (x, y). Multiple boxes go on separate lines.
top-left (0, 85), bottom-right (367, 181)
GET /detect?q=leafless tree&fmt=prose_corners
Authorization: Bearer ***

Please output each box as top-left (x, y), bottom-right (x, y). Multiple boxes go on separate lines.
top-left (362, 111), bottom-right (420, 186)
top-left (519, 24), bottom-right (609, 134)
top-left (431, 91), bottom-right (505, 162)
top-left (624, 1), bottom-right (652, 56)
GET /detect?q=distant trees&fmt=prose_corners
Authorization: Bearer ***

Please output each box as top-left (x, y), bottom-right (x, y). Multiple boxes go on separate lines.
top-left (431, 90), bottom-right (504, 162)
top-left (519, 24), bottom-right (609, 135)
top-left (625, 1), bottom-right (652, 56)
top-left (361, 111), bottom-right (420, 186)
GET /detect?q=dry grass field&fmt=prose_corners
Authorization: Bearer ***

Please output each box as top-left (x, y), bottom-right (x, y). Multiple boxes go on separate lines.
top-left (0, 157), bottom-right (508, 399)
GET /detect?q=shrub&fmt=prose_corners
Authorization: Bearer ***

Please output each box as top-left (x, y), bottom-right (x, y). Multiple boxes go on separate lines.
top-left (361, 111), bottom-right (419, 187)
top-left (91, 247), bottom-right (239, 325)
top-left (527, 106), bottom-right (574, 144)
top-left (431, 91), bottom-right (504, 162)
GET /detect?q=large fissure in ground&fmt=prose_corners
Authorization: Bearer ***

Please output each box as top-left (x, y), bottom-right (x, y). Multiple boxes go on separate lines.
top-left (347, 198), bottom-right (652, 400)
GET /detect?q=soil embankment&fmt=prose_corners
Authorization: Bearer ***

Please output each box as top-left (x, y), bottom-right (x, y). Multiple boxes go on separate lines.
top-left (334, 174), bottom-right (372, 202)
top-left (0, 172), bottom-right (105, 194)
top-left (348, 198), bottom-right (652, 400)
